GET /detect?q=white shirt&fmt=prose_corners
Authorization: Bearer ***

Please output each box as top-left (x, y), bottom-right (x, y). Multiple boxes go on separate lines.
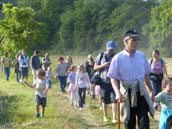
top-left (34, 78), bottom-right (49, 97)
top-left (108, 50), bottom-right (151, 83)
top-left (19, 55), bottom-right (29, 68)
top-left (75, 72), bottom-right (91, 88)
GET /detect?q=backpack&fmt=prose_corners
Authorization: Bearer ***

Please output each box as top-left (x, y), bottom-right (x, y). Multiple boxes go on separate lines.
top-left (91, 52), bottom-right (104, 85)
top-left (150, 58), bottom-right (163, 68)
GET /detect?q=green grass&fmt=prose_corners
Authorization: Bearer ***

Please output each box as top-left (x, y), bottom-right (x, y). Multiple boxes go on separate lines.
top-left (1, 56), bottom-right (170, 129)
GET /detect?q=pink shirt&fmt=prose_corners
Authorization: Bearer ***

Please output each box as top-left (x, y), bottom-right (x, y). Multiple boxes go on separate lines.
top-left (150, 59), bottom-right (165, 74)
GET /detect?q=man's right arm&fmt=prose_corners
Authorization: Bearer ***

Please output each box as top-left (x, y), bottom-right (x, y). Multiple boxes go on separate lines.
top-left (94, 53), bottom-right (109, 71)
top-left (94, 63), bottom-right (109, 71)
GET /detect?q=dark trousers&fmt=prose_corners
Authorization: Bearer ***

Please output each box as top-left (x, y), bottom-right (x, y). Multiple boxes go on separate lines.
top-left (78, 87), bottom-right (86, 108)
top-left (125, 89), bottom-right (149, 129)
top-left (57, 76), bottom-right (67, 92)
top-left (16, 71), bottom-right (21, 82)
top-left (167, 116), bottom-right (172, 129)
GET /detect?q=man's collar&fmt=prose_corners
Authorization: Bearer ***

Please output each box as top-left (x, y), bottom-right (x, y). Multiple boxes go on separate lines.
top-left (124, 49), bottom-right (137, 57)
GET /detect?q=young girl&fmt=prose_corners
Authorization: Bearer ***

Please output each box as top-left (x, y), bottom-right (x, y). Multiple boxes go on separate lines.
top-left (68, 65), bottom-right (77, 108)
top-left (75, 64), bottom-right (91, 110)
top-left (24, 69), bottom-right (49, 118)
top-left (155, 77), bottom-right (172, 129)
top-left (46, 67), bottom-right (53, 89)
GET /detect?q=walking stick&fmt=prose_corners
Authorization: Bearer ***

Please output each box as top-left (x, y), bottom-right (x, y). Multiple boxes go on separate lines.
top-left (117, 101), bottom-right (120, 129)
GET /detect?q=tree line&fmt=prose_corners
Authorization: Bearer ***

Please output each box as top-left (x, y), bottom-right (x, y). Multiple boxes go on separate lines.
top-left (0, 0), bottom-right (172, 57)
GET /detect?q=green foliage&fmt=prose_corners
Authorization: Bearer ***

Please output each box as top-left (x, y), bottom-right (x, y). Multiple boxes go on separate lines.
top-left (107, 0), bottom-right (154, 51)
top-left (18, 0), bottom-right (74, 50)
top-left (0, 3), bottom-right (48, 57)
top-left (143, 0), bottom-right (172, 57)
top-left (19, 0), bottom-right (172, 57)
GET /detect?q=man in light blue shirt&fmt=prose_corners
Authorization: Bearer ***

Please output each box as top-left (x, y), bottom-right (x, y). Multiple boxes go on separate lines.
top-left (108, 29), bottom-right (155, 129)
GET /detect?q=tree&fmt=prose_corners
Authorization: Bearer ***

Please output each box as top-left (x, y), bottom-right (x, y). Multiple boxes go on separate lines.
top-left (107, 0), bottom-right (155, 51)
top-left (143, 0), bottom-right (172, 57)
top-left (0, 3), bottom-right (48, 57)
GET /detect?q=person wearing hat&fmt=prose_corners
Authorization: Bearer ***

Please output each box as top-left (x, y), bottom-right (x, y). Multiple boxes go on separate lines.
top-left (30, 50), bottom-right (41, 81)
top-left (94, 41), bottom-right (117, 123)
top-left (85, 54), bottom-right (95, 98)
top-left (108, 29), bottom-right (155, 129)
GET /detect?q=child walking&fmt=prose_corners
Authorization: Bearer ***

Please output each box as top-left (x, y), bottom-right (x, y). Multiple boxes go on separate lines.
top-left (95, 85), bottom-right (103, 110)
top-left (46, 67), bottom-right (53, 89)
top-left (75, 64), bottom-right (91, 110)
top-left (24, 69), bottom-right (49, 118)
top-left (155, 77), bottom-right (172, 129)
top-left (68, 65), bottom-right (77, 107)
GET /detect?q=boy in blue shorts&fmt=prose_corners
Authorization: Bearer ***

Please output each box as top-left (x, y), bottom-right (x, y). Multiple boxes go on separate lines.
top-left (24, 69), bottom-right (49, 118)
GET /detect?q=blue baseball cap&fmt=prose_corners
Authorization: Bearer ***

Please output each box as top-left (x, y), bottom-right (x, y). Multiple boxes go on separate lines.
top-left (106, 41), bottom-right (116, 50)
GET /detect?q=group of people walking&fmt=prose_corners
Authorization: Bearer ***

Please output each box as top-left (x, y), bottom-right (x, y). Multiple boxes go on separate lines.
top-left (1, 28), bottom-right (172, 129)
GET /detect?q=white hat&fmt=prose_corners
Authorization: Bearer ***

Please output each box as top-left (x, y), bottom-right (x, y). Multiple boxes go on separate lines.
top-left (87, 54), bottom-right (93, 59)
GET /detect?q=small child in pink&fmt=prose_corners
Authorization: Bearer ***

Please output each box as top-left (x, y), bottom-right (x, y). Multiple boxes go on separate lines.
top-left (95, 85), bottom-right (103, 110)
top-left (68, 65), bottom-right (78, 108)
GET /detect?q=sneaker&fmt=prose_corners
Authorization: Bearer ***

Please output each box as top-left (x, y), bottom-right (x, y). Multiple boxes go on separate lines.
top-left (75, 105), bottom-right (78, 109)
top-left (100, 106), bottom-right (103, 110)
top-left (35, 113), bottom-right (40, 118)
top-left (112, 118), bottom-right (117, 124)
top-left (158, 105), bottom-right (161, 111)
top-left (83, 104), bottom-right (86, 108)
top-left (104, 115), bottom-right (110, 122)
top-left (79, 107), bottom-right (83, 111)
top-left (41, 115), bottom-right (44, 118)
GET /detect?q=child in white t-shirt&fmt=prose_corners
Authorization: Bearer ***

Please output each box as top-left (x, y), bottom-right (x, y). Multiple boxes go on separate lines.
top-left (24, 69), bottom-right (49, 118)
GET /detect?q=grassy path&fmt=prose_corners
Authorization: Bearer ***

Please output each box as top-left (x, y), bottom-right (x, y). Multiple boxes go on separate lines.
top-left (0, 77), bottom-right (159, 129)
top-left (0, 76), bottom-right (120, 129)
top-left (1, 55), bottom-right (169, 129)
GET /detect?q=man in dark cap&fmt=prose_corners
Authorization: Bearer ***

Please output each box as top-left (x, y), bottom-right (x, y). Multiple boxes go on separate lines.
top-left (108, 29), bottom-right (155, 129)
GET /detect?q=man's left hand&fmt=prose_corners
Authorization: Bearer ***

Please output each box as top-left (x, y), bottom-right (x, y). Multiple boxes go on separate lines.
top-left (150, 91), bottom-right (155, 103)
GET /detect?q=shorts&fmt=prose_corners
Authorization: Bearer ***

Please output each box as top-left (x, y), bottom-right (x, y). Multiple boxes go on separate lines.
top-left (21, 67), bottom-right (28, 77)
top-left (100, 82), bottom-right (116, 104)
top-left (35, 95), bottom-right (47, 107)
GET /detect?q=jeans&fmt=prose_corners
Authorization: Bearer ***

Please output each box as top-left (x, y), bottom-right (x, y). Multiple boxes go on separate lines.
top-left (57, 76), bottom-right (67, 92)
top-left (150, 78), bottom-right (162, 96)
top-left (125, 89), bottom-right (149, 129)
top-left (48, 81), bottom-right (51, 89)
top-left (4, 67), bottom-right (10, 81)
top-left (78, 87), bottom-right (86, 108)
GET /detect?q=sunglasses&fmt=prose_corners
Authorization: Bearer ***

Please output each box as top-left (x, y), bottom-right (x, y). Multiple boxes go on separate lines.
top-left (130, 38), bottom-right (141, 42)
